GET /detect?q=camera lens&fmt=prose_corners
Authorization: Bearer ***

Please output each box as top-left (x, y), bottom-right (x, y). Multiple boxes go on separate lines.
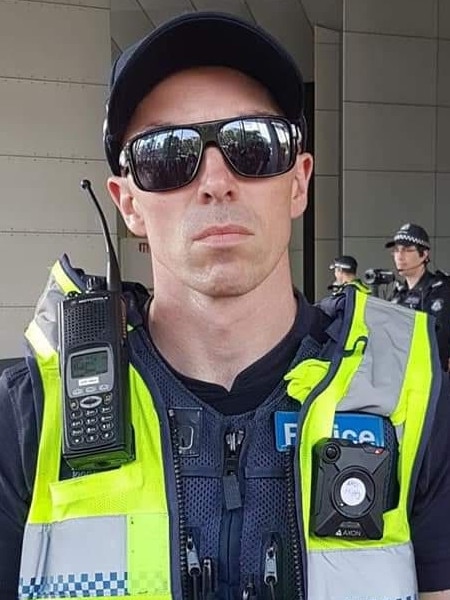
top-left (324, 443), bottom-right (340, 462)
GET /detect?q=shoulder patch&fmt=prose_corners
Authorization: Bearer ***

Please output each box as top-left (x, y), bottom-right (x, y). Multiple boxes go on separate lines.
top-left (431, 280), bottom-right (443, 289)
top-left (431, 298), bottom-right (444, 312)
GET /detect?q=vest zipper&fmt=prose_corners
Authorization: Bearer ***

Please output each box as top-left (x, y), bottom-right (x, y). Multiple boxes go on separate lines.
top-left (242, 575), bottom-right (258, 600)
top-left (221, 428), bottom-right (245, 599)
top-left (284, 447), bottom-right (304, 599)
top-left (186, 534), bottom-right (201, 600)
top-left (263, 538), bottom-right (278, 600)
top-left (168, 409), bottom-right (189, 600)
top-left (242, 574), bottom-right (257, 599)
top-left (223, 429), bottom-right (245, 510)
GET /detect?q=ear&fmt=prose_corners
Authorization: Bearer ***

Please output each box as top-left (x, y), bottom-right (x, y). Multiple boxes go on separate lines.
top-left (290, 152), bottom-right (313, 219)
top-left (107, 176), bottom-right (146, 237)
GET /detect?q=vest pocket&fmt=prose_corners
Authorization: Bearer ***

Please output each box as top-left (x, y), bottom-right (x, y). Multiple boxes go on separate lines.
top-left (49, 461), bottom-right (144, 521)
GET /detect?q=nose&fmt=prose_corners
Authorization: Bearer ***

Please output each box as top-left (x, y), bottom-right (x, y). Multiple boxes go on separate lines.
top-left (195, 145), bottom-right (238, 202)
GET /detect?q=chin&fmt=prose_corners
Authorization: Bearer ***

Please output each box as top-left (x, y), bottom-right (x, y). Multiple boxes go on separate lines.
top-left (202, 283), bottom-right (254, 298)
top-left (194, 273), bottom-right (262, 298)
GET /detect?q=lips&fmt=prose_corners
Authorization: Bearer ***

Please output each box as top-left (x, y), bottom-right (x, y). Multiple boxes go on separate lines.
top-left (193, 225), bottom-right (252, 241)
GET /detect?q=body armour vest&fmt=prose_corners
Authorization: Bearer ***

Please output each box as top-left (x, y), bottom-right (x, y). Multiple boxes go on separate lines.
top-left (20, 256), bottom-right (441, 600)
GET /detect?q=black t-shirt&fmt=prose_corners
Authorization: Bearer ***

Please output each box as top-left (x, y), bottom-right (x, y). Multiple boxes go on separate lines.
top-left (164, 293), bottom-right (329, 415)
top-left (0, 297), bottom-right (450, 596)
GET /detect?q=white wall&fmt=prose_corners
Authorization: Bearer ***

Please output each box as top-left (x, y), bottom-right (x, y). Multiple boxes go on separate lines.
top-left (0, 0), bottom-right (112, 358)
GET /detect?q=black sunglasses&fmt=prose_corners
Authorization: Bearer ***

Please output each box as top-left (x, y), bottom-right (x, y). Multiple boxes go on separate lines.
top-left (119, 115), bottom-right (302, 193)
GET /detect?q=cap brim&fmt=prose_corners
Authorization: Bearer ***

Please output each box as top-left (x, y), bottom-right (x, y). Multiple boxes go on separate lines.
top-left (106, 12), bottom-right (304, 174)
top-left (385, 239), bottom-right (419, 249)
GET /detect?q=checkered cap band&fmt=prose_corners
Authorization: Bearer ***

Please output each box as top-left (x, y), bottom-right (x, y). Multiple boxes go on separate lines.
top-left (393, 232), bottom-right (430, 249)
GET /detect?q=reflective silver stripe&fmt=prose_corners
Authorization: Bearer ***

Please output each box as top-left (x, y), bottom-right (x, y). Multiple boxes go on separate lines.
top-left (32, 269), bottom-right (65, 352)
top-left (20, 516), bottom-right (126, 594)
top-left (340, 296), bottom-right (415, 422)
top-left (308, 543), bottom-right (417, 600)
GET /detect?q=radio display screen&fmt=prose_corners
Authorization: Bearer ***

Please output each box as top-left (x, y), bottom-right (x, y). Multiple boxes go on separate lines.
top-left (71, 350), bottom-right (108, 379)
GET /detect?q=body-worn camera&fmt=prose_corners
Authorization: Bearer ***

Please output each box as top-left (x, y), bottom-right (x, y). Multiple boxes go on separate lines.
top-left (363, 268), bottom-right (395, 286)
top-left (311, 438), bottom-right (392, 540)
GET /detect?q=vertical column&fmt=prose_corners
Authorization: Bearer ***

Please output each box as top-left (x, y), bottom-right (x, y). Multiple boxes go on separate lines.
top-left (341, 0), bottom-right (438, 277)
top-left (314, 25), bottom-right (342, 299)
top-left (0, 0), bottom-right (111, 357)
top-left (247, 0), bottom-right (314, 293)
top-left (436, 0), bottom-right (450, 267)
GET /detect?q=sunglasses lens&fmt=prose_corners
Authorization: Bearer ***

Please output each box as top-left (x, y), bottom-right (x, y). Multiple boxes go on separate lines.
top-left (131, 128), bottom-right (201, 191)
top-left (219, 118), bottom-right (293, 177)
top-left (128, 117), bottom-right (296, 192)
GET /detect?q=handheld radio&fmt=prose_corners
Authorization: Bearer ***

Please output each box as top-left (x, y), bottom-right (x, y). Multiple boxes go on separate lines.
top-left (58, 179), bottom-right (134, 471)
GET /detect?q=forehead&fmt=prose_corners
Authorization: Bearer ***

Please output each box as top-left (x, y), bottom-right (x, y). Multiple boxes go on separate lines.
top-left (393, 243), bottom-right (418, 251)
top-left (125, 66), bottom-right (282, 139)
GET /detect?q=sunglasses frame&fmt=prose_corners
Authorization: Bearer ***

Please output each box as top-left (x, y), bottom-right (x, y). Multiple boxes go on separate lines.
top-left (119, 115), bottom-right (302, 193)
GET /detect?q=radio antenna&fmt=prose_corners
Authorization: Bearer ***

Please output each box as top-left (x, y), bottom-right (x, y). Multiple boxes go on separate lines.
top-left (80, 179), bottom-right (121, 293)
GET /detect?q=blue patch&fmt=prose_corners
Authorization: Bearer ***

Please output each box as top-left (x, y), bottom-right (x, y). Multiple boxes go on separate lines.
top-left (274, 411), bottom-right (385, 451)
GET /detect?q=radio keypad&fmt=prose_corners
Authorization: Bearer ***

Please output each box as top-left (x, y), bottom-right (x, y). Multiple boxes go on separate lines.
top-left (68, 393), bottom-right (115, 447)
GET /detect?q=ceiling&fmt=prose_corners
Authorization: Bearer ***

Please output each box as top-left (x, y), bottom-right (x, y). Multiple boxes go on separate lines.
top-left (110, 0), bottom-right (342, 83)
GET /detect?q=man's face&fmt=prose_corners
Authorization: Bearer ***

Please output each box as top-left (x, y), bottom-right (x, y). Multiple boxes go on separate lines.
top-left (334, 268), bottom-right (344, 285)
top-left (108, 66), bottom-right (312, 298)
top-left (391, 244), bottom-right (424, 273)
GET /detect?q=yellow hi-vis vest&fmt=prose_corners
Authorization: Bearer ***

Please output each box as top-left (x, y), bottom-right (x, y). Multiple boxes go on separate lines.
top-left (19, 258), bottom-right (439, 600)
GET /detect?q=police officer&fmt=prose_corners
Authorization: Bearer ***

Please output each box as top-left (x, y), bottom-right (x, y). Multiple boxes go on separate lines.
top-left (1, 12), bottom-right (450, 600)
top-left (328, 255), bottom-right (371, 295)
top-left (386, 223), bottom-right (450, 371)
top-left (317, 255), bottom-right (370, 317)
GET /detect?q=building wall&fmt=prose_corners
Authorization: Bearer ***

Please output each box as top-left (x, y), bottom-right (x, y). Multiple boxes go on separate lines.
top-left (314, 25), bottom-right (341, 298)
top-left (314, 0), bottom-right (450, 300)
top-left (2, 0), bottom-right (450, 356)
top-left (340, 0), bottom-right (449, 295)
top-left (0, 0), bottom-right (112, 358)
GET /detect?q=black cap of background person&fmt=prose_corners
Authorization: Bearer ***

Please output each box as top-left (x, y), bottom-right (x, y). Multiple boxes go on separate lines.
top-left (103, 11), bottom-right (306, 175)
top-left (385, 223), bottom-right (431, 250)
top-left (329, 255), bottom-right (358, 274)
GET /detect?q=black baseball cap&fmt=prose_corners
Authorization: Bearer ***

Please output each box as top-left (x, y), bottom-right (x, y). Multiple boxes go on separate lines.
top-left (329, 255), bottom-right (358, 273)
top-left (103, 11), bottom-right (305, 175)
top-left (385, 223), bottom-right (430, 249)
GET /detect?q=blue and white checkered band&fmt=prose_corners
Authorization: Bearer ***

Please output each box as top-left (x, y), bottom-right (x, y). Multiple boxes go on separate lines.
top-left (19, 571), bottom-right (128, 598)
top-left (394, 233), bottom-right (430, 249)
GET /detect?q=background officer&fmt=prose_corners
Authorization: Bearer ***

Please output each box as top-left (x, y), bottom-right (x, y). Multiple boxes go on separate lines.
top-left (328, 255), bottom-right (371, 294)
top-left (386, 223), bottom-right (450, 371)
top-left (317, 255), bottom-right (370, 316)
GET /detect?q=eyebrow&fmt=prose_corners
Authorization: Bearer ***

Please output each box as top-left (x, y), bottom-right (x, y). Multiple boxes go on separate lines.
top-left (128, 111), bottom-right (284, 138)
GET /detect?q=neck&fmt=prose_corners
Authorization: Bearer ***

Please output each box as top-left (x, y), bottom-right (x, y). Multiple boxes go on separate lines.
top-left (341, 274), bottom-right (355, 284)
top-left (404, 266), bottom-right (426, 289)
top-left (148, 258), bottom-right (298, 390)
